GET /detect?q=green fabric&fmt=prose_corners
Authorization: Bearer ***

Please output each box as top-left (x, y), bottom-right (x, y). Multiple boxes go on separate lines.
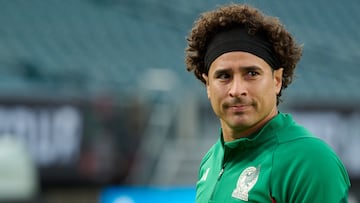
top-left (195, 113), bottom-right (350, 203)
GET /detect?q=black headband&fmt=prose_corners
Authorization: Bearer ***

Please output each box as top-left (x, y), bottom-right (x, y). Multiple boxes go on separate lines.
top-left (204, 27), bottom-right (280, 70)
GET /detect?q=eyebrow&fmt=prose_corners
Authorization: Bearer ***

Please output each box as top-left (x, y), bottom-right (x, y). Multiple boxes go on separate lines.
top-left (213, 65), bottom-right (263, 75)
top-left (242, 65), bottom-right (263, 72)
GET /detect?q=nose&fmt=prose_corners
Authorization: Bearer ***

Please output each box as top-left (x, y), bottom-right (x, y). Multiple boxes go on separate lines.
top-left (229, 77), bottom-right (247, 98)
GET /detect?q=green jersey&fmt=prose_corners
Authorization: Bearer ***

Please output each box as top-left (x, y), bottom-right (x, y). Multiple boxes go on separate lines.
top-left (196, 113), bottom-right (350, 203)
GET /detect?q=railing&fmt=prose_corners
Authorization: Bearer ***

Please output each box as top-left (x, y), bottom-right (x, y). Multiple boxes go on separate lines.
top-left (127, 92), bottom-right (178, 185)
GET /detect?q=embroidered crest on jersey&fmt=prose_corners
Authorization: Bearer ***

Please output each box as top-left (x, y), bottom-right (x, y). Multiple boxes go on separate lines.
top-left (232, 166), bottom-right (260, 201)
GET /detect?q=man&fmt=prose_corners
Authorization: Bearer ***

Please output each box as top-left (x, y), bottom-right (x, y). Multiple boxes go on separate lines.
top-left (185, 4), bottom-right (350, 203)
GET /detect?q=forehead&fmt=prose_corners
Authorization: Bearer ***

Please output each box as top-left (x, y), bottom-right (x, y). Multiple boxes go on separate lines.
top-left (209, 51), bottom-right (271, 72)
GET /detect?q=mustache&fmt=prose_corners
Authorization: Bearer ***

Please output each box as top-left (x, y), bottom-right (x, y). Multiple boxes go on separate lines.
top-left (222, 98), bottom-right (254, 108)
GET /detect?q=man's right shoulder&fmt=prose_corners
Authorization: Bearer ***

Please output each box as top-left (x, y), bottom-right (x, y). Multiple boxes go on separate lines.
top-left (199, 140), bottom-right (222, 167)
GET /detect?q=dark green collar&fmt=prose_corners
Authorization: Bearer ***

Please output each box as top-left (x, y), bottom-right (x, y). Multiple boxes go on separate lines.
top-left (220, 112), bottom-right (293, 150)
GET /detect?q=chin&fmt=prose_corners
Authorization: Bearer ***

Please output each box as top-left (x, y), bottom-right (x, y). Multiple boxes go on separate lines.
top-left (228, 120), bottom-right (253, 129)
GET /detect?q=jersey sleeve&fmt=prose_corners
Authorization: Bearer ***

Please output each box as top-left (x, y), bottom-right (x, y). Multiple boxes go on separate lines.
top-left (271, 137), bottom-right (351, 203)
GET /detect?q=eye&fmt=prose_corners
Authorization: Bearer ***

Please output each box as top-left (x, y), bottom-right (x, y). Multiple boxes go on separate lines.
top-left (247, 71), bottom-right (259, 77)
top-left (216, 73), bottom-right (231, 80)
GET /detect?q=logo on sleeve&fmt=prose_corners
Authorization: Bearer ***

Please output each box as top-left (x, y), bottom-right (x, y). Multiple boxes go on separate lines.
top-left (232, 166), bottom-right (260, 201)
top-left (199, 167), bottom-right (210, 182)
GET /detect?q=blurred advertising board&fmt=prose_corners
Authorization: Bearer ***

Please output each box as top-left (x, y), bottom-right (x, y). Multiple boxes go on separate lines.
top-left (0, 103), bottom-right (82, 167)
top-left (100, 186), bottom-right (196, 203)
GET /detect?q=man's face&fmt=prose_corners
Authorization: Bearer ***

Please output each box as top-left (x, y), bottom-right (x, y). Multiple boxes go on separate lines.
top-left (203, 51), bottom-right (283, 140)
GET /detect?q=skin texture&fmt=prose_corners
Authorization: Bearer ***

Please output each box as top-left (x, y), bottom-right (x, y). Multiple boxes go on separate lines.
top-left (202, 51), bottom-right (283, 141)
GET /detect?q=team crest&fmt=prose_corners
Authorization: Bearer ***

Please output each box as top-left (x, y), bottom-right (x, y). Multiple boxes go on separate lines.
top-left (232, 166), bottom-right (260, 201)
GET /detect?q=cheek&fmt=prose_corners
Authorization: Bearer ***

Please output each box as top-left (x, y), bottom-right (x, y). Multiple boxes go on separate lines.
top-left (208, 85), bottom-right (225, 107)
top-left (252, 81), bottom-right (277, 102)
top-left (209, 84), bottom-right (226, 99)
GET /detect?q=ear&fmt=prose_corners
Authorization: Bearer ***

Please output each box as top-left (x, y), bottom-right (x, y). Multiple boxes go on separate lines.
top-left (273, 68), bottom-right (283, 95)
top-left (202, 73), bottom-right (210, 99)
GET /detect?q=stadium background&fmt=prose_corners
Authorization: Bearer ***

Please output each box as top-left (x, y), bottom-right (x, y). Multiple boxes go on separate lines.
top-left (0, 0), bottom-right (359, 202)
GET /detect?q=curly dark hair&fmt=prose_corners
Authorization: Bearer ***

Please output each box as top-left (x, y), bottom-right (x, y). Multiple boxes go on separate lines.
top-left (185, 4), bottom-right (303, 103)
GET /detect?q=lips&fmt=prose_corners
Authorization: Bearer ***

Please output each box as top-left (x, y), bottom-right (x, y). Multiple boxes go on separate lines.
top-left (223, 98), bottom-right (254, 112)
top-left (229, 104), bottom-right (250, 111)
top-left (222, 102), bottom-right (250, 111)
